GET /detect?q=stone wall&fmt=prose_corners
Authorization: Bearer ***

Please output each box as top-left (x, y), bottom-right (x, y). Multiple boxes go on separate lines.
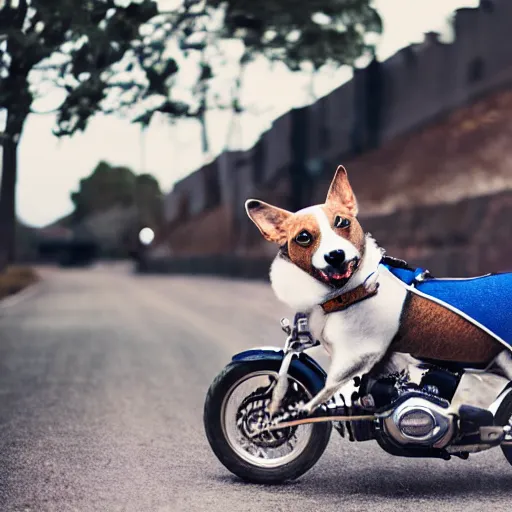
top-left (155, 0), bottom-right (512, 277)
top-left (363, 191), bottom-right (512, 277)
top-left (318, 88), bottom-right (512, 214)
top-left (167, 205), bottom-right (232, 256)
top-left (146, 191), bottom-right (512, 279)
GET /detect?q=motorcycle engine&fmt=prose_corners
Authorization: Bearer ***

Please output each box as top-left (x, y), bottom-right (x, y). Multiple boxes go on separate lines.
top-left (352, 365), bottom-right (461, 448)
top-left (381, 395), bottom-right (454, 447)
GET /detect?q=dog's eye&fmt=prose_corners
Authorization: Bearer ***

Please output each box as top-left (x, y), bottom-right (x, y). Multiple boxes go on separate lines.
top-left (334, 216), bottom-right (351, 229)
top-left (295, 230), bottom-right (313, 247)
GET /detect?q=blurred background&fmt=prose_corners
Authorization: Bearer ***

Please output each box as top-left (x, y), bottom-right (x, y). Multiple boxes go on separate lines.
top-left (1, 0), bottom-right (511, 281)
top-left (2, 2), bottom-right (512, 509)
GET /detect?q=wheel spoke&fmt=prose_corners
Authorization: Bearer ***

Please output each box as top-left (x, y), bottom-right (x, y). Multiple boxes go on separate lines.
top-left (255, 447), bottom-right (269, 459)
top-left (221, 371), bottom-right (314, 468)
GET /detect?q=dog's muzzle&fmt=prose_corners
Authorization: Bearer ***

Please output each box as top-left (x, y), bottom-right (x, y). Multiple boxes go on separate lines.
top-left (324, 249), bottom-right (346, 269)
top-left (316, 256), bottom-right (360, 288)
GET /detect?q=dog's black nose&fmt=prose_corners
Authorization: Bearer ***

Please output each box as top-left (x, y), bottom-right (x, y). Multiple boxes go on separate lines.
top-left (324, 250), bottom-right (346, 269)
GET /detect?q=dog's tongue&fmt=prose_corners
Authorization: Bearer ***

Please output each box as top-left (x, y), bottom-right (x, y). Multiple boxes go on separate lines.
top-left (320, 269), bottom-right (351, 282)
top-left (331, 271), bottom-right (350, 280)
top-left (319, 270), bottom-right (330, 282)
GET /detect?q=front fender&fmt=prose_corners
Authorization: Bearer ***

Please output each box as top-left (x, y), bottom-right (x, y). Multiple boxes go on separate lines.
top-left (232, 347), bottom-right (327, 394)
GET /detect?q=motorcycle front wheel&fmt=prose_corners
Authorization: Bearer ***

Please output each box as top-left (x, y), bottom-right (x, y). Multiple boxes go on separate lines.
top-left (203, 358), bottom-right (332, 484)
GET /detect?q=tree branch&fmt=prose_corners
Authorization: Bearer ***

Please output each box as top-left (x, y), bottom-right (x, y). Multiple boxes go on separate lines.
top-left (223, 52), bottom-right (248, 151)
top-left (30, 106), bottom-right (62, 115)
top-left (104, 81), bottom-right (145, 90)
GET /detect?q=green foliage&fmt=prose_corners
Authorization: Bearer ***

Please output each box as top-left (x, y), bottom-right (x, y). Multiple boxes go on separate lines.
top-left (116, 0), bottom-right (381, 128)
top-left (209, 0), bottom-right (382, 70)
top-left (0, 0), bottom-right (380, 267)
top-left (0, 1), bottom-right (158, 132)
top-left (1, 0), bottom-right (381, 134)
top-left (67, 161), bottom-right (164, 258)
top-left (134, 173), bottom-right (165, 228)
top-left (0, 1), bottom-right (160, 268)
top-left (70, 160), bottom-right (164, 229)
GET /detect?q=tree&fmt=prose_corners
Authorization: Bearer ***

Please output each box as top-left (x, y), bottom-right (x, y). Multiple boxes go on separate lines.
top-left (133, 173), bottom-right (164, 229)
top-left (113, 0), bottom-right (383, 148)
top-left (0, 0), bottom-right (381, 270)
top-left (71, 161), bottom-right (136, 221)
top-left (70, 160), bottom-right (163, 228)
top-left (0, 0), bottom-right (159, 271)
top-left (67, 160), bottom-right (163, 258)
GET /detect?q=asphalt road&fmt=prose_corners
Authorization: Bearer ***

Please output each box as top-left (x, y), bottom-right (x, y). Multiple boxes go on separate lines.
top-left (0, 265), bottom-right (511, 512)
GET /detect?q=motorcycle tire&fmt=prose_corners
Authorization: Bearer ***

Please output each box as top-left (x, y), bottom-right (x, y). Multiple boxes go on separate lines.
top-left (204, 358), bottom-right (332, 484)
top-left (494, 388), bottom-right (512, 466)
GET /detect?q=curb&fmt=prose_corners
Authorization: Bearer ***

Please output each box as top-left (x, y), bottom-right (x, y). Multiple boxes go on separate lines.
top-left (0, 280), bottom-right (44, 311)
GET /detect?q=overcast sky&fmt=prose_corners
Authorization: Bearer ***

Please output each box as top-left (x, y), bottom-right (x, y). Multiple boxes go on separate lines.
top-left (14, 0), bottom-right (477, 227)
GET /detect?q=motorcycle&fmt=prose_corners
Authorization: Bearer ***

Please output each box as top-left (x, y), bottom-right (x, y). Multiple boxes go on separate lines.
top-left (203, 313), bottom-right (512, 484)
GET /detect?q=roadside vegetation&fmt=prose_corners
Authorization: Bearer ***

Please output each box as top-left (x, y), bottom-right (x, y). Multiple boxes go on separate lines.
top-left (0, 266), bottom-right (39, 301)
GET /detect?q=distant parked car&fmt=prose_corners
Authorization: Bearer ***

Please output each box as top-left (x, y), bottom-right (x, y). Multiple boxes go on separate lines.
top-left (38, 238), bottom-right (99, 267)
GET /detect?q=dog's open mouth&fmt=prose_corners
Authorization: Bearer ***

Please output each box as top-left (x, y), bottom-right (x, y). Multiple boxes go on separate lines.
top-left (315, 259), bottom-right (359, 288)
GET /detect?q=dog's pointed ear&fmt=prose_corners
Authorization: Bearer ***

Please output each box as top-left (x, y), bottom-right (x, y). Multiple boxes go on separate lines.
top-left (325, 165), bottom-right (358, 216)
top-left (245, 199), bottom-right (291, 245)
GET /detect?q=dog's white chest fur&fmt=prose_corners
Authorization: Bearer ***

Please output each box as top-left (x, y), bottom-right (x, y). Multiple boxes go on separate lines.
top-left (270, 238), bottom-right (408, 391)
top-left (321, 267), bottom-right (407, 352)
top-left (289, 265), bottom-right (407, 355)
top-left (270, 236), bottom-right (407, 346)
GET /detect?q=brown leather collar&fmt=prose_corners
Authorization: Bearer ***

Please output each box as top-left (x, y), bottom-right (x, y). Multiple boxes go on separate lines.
top-left (321, 282), bottom-right (380, 314)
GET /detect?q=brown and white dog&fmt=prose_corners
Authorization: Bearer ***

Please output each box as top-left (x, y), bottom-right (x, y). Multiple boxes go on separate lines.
top-left (246, 165), bottom-right (512, 414)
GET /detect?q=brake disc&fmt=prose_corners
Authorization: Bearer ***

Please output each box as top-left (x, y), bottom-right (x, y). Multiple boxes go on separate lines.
top-left (236, 379), bottom-right (306, 448)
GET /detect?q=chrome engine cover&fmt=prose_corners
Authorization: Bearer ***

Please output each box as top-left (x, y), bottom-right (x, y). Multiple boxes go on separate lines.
top-left (382, 396), bottom-right (455, 448)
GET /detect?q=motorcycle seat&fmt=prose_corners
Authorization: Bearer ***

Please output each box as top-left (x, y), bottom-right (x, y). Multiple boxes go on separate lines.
top-left (381, 258), bottom-right (512, 349)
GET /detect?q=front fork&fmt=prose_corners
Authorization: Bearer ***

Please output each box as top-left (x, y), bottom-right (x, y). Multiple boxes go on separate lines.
top-left (267, 313), bottom-right (319, 416)
top-left (251, 315), bottom-right (376, 438)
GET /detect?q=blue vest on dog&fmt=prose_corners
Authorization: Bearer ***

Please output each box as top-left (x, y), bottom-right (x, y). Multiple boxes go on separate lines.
top-left (381, 261), bottom-right (512, 349)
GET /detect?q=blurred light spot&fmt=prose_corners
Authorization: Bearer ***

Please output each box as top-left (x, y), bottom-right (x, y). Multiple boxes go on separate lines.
top-left (312, 12), bottom-right (331, 26)
top-left (139, 227), bottom-right (155, 245)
